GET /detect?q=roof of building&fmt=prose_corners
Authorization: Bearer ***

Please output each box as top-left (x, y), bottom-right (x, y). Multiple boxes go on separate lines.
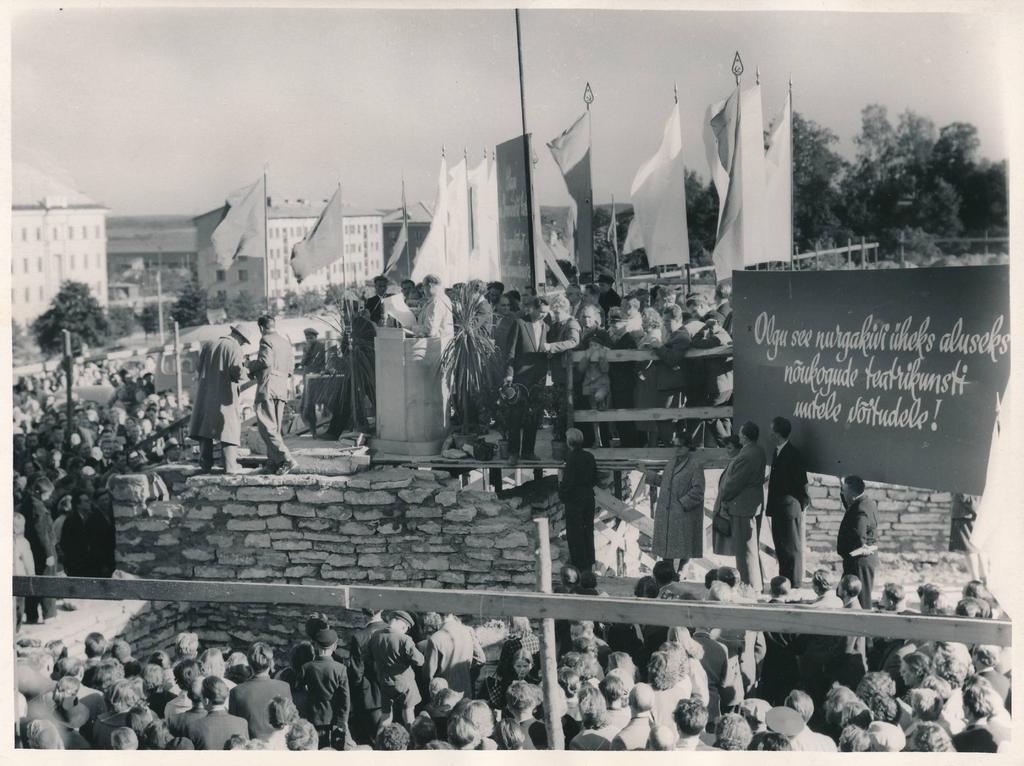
top-left (379, 201), bottom-right (434, 225)
top-left (13, 162), bottom-right (106, 210)
top-left (193, 197), bottom-right (382, 223)
top-left (107, 215), bottom-right (198, 254)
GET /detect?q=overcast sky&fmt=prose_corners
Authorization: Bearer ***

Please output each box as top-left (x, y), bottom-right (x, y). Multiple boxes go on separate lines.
top-left (12, 7), bottom-right (1008, 217)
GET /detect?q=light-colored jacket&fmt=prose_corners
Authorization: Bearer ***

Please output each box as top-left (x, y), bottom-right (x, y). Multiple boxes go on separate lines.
top-left (189, 336), bottom-right (244, 445)
top-left (253, 331), bottom-right (295, 402)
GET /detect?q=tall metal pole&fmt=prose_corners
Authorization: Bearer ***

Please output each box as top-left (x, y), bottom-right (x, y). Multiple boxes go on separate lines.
top-left (263, 168), bottom-right (271, 312)
top-left (789, 76), bottom-right (795, 271)
top-left (401, 173), bottom-right (411, 279)
top-left (173, 320), bottom-right (183, 407)
top-left (157, 247), bottom-right (165, 345)
top-left (532, 516), bottom-right (565, 751)
top-left (515, 9), bottom-right (539, 290)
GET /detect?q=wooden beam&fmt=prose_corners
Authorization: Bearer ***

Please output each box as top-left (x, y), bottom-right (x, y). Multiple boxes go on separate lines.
top-left (595, 486), bottom-right (652, 537)
top-left (570, 346), bottom-right (732, 363)
top-left (14, 576), bottom-right (1010, 645)
top-left (574, 406), bottom-right (732, 423)
top-left (587, 447), bottom-right (730, 467)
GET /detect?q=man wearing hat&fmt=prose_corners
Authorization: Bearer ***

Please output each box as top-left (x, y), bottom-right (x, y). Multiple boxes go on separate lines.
top-left (249, 315), bottom-right (297, 475)
top-left (301, 628), bottom-right (351, 748)
top-left (24, 675), bottom-right (92, 749)
top-left (367, 610), bottom-right (424, 727)
top-left (189, 325), bottom-right (249, 473)
top-left (300, 328), bottom-right (327, 436)
top-left (596, 273), bottom-right (621, 318)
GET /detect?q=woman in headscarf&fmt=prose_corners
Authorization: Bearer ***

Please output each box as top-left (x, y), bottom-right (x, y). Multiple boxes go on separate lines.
top-left (646, 427), bottom-right (705, 572)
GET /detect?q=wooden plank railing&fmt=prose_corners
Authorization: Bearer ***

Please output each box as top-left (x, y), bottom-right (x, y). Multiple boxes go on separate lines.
top-left (12, 575), bottom-right (1010, 646)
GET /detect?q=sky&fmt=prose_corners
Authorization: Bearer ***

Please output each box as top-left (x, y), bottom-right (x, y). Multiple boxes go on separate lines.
top-left (12, 7), bottom-right (1009, 217)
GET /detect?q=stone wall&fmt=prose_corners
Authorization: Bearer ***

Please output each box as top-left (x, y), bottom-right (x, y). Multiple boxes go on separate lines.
top-left (107, 465), bottom-right (566, 658)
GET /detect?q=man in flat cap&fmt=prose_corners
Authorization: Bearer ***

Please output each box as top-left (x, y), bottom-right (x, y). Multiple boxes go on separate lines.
top-left (189, 325), bottom-right (249, 473)
top-left (249, 315), bottom-right (296, 475)
top-left (367, 610), bottom-right (424, 727)
top-left (300, 328), bottom-right (327, 437)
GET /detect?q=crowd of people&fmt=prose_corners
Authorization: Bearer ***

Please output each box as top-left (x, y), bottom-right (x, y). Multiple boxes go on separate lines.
top-left (14, 569), bottom-right (1010, 752)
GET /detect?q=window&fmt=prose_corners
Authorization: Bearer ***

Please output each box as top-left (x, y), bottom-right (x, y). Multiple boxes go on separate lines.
top-left (36, 228), bottom-right (41, 241)
top-left (24, 288), bottom-right (30, 302)
top-left (38, 286), bottom-right (43, 300)
top-left (37, 258), bottom-right (42, 272)
top-left (216, 270), bottom-right (226, 282)
top-left (21, 228), bottom-right (27, 241)
top-left (69, 254), bottom-right (75, 270)
top-left (238, 270), bottom-right (248, 282)
top-left (95, 225), bottom-right (100, 238)
top-left (22, 258), bottom-right (28, 274)
top-left (68, 226), bottom-right (74, 240)
top-left (82, 225), bottom-right (88, 239)
top-left (84, 253), bottom-right (90, 269)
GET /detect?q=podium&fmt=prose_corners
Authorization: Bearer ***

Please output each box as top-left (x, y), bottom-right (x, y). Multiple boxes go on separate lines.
top-left (371, 327), bottom-right (450, 456)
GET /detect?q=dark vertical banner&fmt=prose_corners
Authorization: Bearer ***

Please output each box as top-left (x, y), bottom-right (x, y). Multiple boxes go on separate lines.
top-left (495, 134), bottom-right (533, 288)
top-left (732, 266), bottom-right (1010, 494)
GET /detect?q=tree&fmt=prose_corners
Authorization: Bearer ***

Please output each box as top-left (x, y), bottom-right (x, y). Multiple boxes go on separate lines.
top-left (792, 112), bottom-right (849, 249)
top-left (298, 288), bottom-right (325, 315)
top-left (684, 169), bottom-right (718, 265)
top-left (140, 303), bottom-right (161, 336)
top-left (226, 291), bottom-right (261, 321)
top-left (325, 284), bottom-right (347, 307)
top-left (107, 306), bottom-right (138, 340)
top-left (170, 280), bottom-right (209, 328)
top-left (32, 281), bottom-right (109, 356)
top-left (12, 321), bottom-right (35, 358)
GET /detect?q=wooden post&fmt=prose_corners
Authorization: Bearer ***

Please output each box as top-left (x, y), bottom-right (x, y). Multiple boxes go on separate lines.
top-left (814, 240), bottom-right (821, 271)
top-left (791, 243), bottom-right (797, 271)
top-left (532, 516), bottom-right (565, 751)
top-left (861, 236), bottom-right (867, 269)
top-left (984, 229), bottom-right (989, 256)
top-left (62, 330), bottom-right (73, 438)
top-left (173, 320), bottom-right (183, 407)
top-left (846, 237), bottom-right (852, 268)
top-left (899, 231), bottom-right (905, 267)
top-left (565, 352), bottom-right (575, 431)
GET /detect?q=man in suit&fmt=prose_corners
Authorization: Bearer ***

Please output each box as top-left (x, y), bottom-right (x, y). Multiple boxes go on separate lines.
top-left (368, 610), bottom-right (424, 727)
top-left (837, 476), bottom-right (879, 609)
top-left (504, 296), bottom-right (551, 465)
top-left (347, 609), bottom-right (389, 745)
top-left (365, 275), bottom-right (390, 325)
top-left (185, 677), bottom-right (249, 750)
top-left (611, 683), bottom-right (655, 750)
top-left (299, 327), bottom-right (327, 436)
top-left (597, 273), bottom-right (622, 318)
top-left (189, 325), bottom-right (248, 473)
top-left (693, 627), bottom-right (734, 720)
top-left (424, 613), bottom-right (487, 698)
top-left (767, 416), bottom-right (809, 588)
top-left (249, 315), bottom-right (296, 475)
top-left (653, 304), bottom-right (692, 445)
top-left (718, 421), bottom-right (768, 592)
top-left (228, 642), bottom-right (292, 739)
top-left (714, 282), bottom-right (734, 334)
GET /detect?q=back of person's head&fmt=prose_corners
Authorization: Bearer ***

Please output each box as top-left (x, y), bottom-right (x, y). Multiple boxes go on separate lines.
top-left (173, 659), bottom-right (201, 697)
top-left (289, 641), bottom-right (315, 673)
top-left (857, 671), bottom-right (897, 701)
top-left (54, 655), bottom-right (83, 681)
top-left (85, 632), bottom-right (108, 659)
top-left (128, 702), bottom-right (155, 740)
top-left (108, 679), bottom-right (142, 713)
top-left (199, 648), bottom-right (225, 679)
top-left (914, 680), bottom-right (951, 714)
top-left (881, 582), bottom-right (905, 609)
top-left (646, 651), bottom-right (678, 691)
top-left (769, 576), bottom-right (791, 599)
top-left (25, 719), bottom-right (64, 750)
top-left (599, 673), bottom-right (628, 708)
top-left (143, 719), bottom-right (172, 750)
top-left (148, 650), bottom-right (171, 670)
top-left (45, 639), bottom-right (68, 662)
top-left (750, 731), bottom-right (793, 751)
top-left (770, 416), bottom-right (792, 439)
top-left (706, 581), bottom-right (734, 603)
top-left (174, 632), bottom-right (199, 659)
top-left (142, 663), bottom-right (166, 696)
top-left (812, 569), bottom-right (833, 597)
top-left (200, 675), bottom-right (229, 707)
top-left (496, 716), bottom-right (525, 750)
top-left (447, 715), bottom-right (481, 750)
top-left (559, 565), bottom-right (581, 589)
top-left (715, 713), bottom-right (753, 751)
top-left (933, 647), bottom-right (971, 690)
top-left (410, 712), bottom-right (437, 748)
top-left (839, 574), bottom-right (862, 601)
top-left (838, 725), bottom-right (872, 752)
top-left (843, 475), bottom-right (866, 496)
top-left (917, 583), bottom-right (945, 614)
top-left (247, 642), bottom-right (274, 675)
top-left (962, 675), bottom-right (997, 720)
top-left (109, 639), bottom-right (132, 663)
top-left (558, 667), bottom-right (581, 697)
top-left (286, 719), bottom-right (319, 751)
top-left (784, 689), bottom-right (814, 723)
top-left (92, 659), bottom-right (126, 698)
top-left (376, 723), bottom-right (411, 751)
top-left (506, 680), bottom-right (536, 715)
top-left (647, 724), bottom-right (678, 750)
top-left (53, 675), bottom-right (81, 709)
top-left (577, 653), bottom-right (604, 684)
top-left (956, 597), bottom-right (991, 618)
top-left (110, 726), bottom-right (139, 750)
top-left (972, 644), bottom-right (1001, 670)
top-left (905, 721), bottom-right (954, 752)
top-left (652, 560), bottom-right (678, 586)
top-left (578, 685), bottom-right (609, 730)
top-left (267, 695), bottom-right (298, 730)
top-left (627, 681), bottom-right (655, 715)
top-left (823, 685), bottom-right (857, 728)
top-left (463, 700), bottom-right (494, 739)
top-left (704, 568), bottom-right (719, 589)
top-left (634, 575), bottom-right (660, 599)
top-left (224, 733), bottom-right (249, 750)
top-left (740, 421), bottom-right (759, 442)
top-left (963, 580), bottom-right (998, 612)
top-left (838, 699), bottom-right (872, 730)
top-left (573, 636), bottom-right (598, 658)
top-left (673, 697), bottom-right (708, 737)
top-left (717, 566), bottom-right (741, 588)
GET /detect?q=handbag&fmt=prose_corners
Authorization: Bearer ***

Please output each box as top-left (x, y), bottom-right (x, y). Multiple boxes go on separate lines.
top-left (713, 508), bottom-right (732, 538)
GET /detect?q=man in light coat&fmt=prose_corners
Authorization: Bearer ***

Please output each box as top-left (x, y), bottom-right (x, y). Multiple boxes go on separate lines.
top-left (424, 613), bottom-right (486, 699)
top-left (189, 326), bottom-right (249, 473)
top-left (249, 315), bottom-right (296, 475)
top-left (718, 421), bottom-right (768, 592)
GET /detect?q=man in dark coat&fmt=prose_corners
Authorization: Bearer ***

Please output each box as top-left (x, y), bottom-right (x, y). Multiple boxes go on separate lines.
top-left (597, 273), bottom-right (622, 318)
top-left (837, 476), bottom-right (879, 609)
top-left (301, 628), bottom-right (351, 747)
top-left (228, 642), bottom-right (292, 739)
top-left (189, 325), bottom-right (248, 473)
top-left (347, 610), bottom-right (390, 745)
top-left (20, 476), bottom-right (57, 624)
top-left (299, 327), bottom-right (328, 436)
top-left (652, 304), bottom-right (692, 445)
top-left (60, 490), bottom-right (115, 579)
top-left (250, 315), bottom-right (296, 475)
top-left (558, 428), bottom-right (598, 571)
top-left (602, 307), bottom-right (639, 447)
top-left (503, 296), bottom-right (551, 465)
top-left (185, 677), bottom-right (249, 750)
top-left (767, 416), bottom-right (809, 588)
top-left (718, 421), bottom-right (767, 592)
top-left (365, 276), bottom-right (390, 325)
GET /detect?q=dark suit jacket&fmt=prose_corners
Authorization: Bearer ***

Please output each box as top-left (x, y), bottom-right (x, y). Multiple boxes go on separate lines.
top-left (184, 708), bottom-right (249, 750)
top-left (300, 656), bottom-right (350, 727)
top-left (595, 329), bottom-right (637, 395)
top-left (837, 496), bottom-right (878, 558)
top-left (653, 327), bottom-right (692, 393)
top-left (506, 318), bottom-right (550, 388)
top-left (228, 675), bottom-right (292, 739)
top-left (21, 496), bottom-right (56, 566)
top-left (767, 442), bottom-right (808, 513)
top-left (719, 443), bottom-right (767, 518)
top-left (349, 618), bottom-right (389, 713)
top-left (546, 318), bottom-right (581, 387)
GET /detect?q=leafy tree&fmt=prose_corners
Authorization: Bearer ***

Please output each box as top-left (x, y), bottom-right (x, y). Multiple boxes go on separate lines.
top-left (12, 321), bottom-right (35, 358)
top-left (685, 169), bottom-right (718, 265)
top-left (140, 303), bottom-right (161, 336)
top-left (170, 280), bottom-right (209, 328)
top-left (298, 288), bottom-right (326, 314)
top-left (960, 159), bottom-right (1007, 236)
top-left (226, 291), bottom-right (262, 322)
top-left (792, 112), bottom-right (849, 249)
top-left (32, 281), bottom-right (109, 356)
top-left (325, 284), bottom-right (347, 307)
top-left (107, 306), bottom-right (139, 340)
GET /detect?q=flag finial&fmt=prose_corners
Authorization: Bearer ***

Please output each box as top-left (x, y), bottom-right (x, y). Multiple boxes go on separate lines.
top-left (584, 82), bottom-right (594, 110)
top-left (755, 66), bottom-right (760, 85)
top-left (788, 74), bottom-right (793, 92)
top-left (732, 51), bottom-right (744, 85)
top-left (441, 144), bottom-right (446, 158)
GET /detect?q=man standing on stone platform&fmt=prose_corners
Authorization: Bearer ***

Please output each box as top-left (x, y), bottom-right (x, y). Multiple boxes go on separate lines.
top-left (249, 315), bottom-right (297, 475)
top-left (837, 476), bottom-right (879, 610)
top-left (299, 328), bottom-right (327, 437)
top-left (767, 416), bottom-right (809, 588)
top-left (189, 325), bottom-right (249, 474)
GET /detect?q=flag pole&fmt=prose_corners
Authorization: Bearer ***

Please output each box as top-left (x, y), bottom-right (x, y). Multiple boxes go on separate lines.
top-left (465, 147), bottom-right (474, 264)
top-left (338, 181), bottom-right (347, 292)
top-left (401, 172), bottom-right (411, 279)
top-left (441, 146), bottom-right (449, 283)
top-left (514, 9), bottom-right (539, 291)
top-left (788, 75), bottom-right (795, 271)
top-left (674, 82), bottom-right (690, 293)
top-left (263, 166), bottom-right (271, 312)
top-left (584, 81), bottom-right (594, 283)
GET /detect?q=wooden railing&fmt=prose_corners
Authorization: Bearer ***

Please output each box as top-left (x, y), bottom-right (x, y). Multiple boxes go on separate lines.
top-left (12, 575), bottom-right (1010, 646)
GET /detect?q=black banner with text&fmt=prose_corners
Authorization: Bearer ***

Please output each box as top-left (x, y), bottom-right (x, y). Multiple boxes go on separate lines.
top-left (733, 266), bottom-right (1009, 494)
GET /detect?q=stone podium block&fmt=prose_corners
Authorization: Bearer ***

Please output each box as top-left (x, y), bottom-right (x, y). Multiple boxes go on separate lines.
top-left (371, 327), bottom-right (449, 456)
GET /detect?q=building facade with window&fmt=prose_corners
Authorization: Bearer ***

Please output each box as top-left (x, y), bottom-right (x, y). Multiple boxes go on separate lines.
top-left (194, 197), bottom-right (384, 306)
top-left (11, 164), bottom-right (109, 326)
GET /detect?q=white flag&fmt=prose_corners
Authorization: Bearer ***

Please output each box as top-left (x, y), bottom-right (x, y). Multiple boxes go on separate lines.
top-left (290, 187), bottom-right (344, 282)
top-left (629, 103), bottom-right (689, 268)
top-left (704, 84), bottom-right (768, 282)
top-left (468, 157), bottom-right (500, 282)
top-left (211, 176), bottom-right (266, 269)
top-left (623, 215), bottom-right (644, 254)
top-left (764, 91), bottom-right (793, 265)
top-left (411, 155), bottom-right (449, 284)
top-left (445, 158), bottom-right (471, 284)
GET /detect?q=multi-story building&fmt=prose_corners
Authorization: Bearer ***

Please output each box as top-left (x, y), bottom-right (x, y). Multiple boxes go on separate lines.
top-left (11, 163), bottom-right (109, 326)
top-left (107, 215), bottom-right (198, 276)
top-left (380, 201), bottom-right (433, 281)
top-left (194, 197), bottom-right (384, 305)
